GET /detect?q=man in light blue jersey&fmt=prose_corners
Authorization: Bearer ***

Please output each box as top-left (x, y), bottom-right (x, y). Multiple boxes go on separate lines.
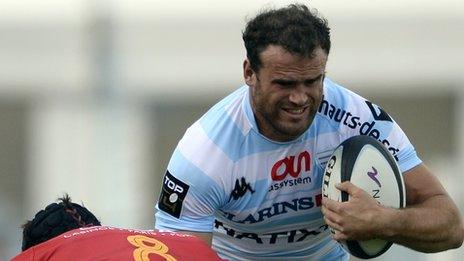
top-left (155, 4), bottom-right (463, 260)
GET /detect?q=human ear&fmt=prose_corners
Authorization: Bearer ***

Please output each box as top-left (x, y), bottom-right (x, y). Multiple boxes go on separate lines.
top-left (243, 59), bottom-right (256, 87)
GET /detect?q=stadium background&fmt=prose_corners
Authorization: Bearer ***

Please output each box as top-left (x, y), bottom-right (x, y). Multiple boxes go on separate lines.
top-left (0, 0), bottom-right (462, 260)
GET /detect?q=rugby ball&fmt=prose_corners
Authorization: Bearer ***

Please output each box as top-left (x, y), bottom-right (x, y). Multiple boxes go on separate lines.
top-left (322, 135), bottom-right (406, 259)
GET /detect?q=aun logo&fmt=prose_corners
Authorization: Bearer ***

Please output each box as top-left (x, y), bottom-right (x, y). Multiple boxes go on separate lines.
top-left (271, 151), bottom-right (311, 181)
top-left (229, 177), bottom-right (255, 202)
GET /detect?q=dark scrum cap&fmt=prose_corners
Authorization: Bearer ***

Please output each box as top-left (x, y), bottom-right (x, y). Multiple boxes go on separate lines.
top-left (21, 194), bottom-right (101, 251)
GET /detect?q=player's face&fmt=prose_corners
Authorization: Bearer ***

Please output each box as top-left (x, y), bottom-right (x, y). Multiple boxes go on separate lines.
top-left (244, 45), bottom-right (327, 142)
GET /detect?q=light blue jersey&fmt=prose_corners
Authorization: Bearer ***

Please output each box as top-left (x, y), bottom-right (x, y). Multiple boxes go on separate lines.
top-left (155, 78), bottom-right (421, 260)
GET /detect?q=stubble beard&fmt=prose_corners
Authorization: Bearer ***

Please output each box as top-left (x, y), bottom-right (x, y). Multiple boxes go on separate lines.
top-left (267, 105), bottom-right (313, 141)
top-left (254, 97), bottom-right (317, 142)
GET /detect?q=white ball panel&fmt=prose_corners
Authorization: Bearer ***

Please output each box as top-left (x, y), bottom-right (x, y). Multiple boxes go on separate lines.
top-left (350, 145), bottom-right (401, 208)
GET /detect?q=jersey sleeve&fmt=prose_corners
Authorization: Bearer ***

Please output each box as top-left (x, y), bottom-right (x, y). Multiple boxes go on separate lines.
top-left (350, 98), bottom-right (422, 173)
top-left (344, 97), bottom-right (422, 173)
top-left (321, 79), bottom-right (422, 174)
top-left (155, 122), bottom-right (231, 232)
top-left (380, 118), bottom-right (422, 173)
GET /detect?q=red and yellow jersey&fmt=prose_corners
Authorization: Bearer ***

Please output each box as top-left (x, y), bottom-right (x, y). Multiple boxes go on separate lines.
top-left (11, 226), bottom-right (222, 261)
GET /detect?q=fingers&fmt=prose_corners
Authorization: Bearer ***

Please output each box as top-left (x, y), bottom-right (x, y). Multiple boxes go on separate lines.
top-left (332, 230), bottom-right (348, 241)
top-left (322, 185), bottom-right (356, 241)
top-left (322, 199), bottom-right (344, 231)
top-left (322, 195), bottom-right (350, 241)
top-left (322, 196), bottom-right (338, 211)
top-left (324, 210), bottom-right (343, 231)
top-left (322, 205), bottom-right (348, 241)
top-left (322, 196), bottom-right (343, 222)
top-left (335, 181), bottom-right (359, 195)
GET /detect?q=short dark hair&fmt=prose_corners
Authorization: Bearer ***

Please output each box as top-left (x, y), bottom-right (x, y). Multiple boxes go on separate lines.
top-left (242, 4), bottom-right (331, 71)
top-left (21, 194), bottom-right (101, 251)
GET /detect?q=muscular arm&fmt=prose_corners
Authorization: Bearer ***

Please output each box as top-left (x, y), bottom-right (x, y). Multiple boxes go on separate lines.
top-left (379, 164), bottom-right (463, 252)
top-left (322, 163), bottom-right (464, 252)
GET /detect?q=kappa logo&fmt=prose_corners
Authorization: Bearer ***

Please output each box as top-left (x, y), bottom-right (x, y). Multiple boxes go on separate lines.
top-left (271, 151), bottom-right (311, 181)
top-left (229, 177), bottom-right (255, 202)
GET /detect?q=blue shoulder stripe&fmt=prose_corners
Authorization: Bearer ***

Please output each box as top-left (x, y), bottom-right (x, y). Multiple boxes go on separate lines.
top-left (168, 148), bottom-right (227, 208)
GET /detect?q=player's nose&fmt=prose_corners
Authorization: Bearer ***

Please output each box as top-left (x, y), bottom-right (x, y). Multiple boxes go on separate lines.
top-left (288, 85), bottom-right (309, 105)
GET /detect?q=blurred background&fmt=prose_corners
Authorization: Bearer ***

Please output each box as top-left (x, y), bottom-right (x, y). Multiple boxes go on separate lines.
top-left (0, 0), bottom-right (462, 260)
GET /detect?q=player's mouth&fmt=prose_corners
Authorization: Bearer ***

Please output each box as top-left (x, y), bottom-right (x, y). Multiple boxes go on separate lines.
top-left (282, 107), bottom-right (308, 118)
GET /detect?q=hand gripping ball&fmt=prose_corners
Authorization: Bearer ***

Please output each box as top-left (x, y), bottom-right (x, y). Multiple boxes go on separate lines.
top-left (322, 135), bottom-right (406, 259)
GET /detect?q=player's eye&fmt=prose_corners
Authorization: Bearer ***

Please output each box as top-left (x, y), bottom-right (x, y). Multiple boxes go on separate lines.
top-left (274, 80), bottom-right (295, 87)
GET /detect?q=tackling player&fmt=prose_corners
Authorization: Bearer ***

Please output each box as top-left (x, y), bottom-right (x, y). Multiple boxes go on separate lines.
top-left (12, 194), bottom-right (222, 261)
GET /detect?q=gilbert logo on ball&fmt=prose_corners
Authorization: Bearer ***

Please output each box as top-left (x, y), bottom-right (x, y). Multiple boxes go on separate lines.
top-left (322, 135), bottom-right (406, 259)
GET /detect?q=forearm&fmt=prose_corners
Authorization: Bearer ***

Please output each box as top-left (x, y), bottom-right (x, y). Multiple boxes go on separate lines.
top-left (379, 195), bottom-right (464, 252)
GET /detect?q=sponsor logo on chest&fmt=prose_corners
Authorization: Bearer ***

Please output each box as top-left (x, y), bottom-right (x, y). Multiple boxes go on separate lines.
top-left (221, 193), bottom-right (322, 224)
top-left (214, 219), bottom-right (328, 244)
top-left (268, 150), bottom-right (313, 192)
